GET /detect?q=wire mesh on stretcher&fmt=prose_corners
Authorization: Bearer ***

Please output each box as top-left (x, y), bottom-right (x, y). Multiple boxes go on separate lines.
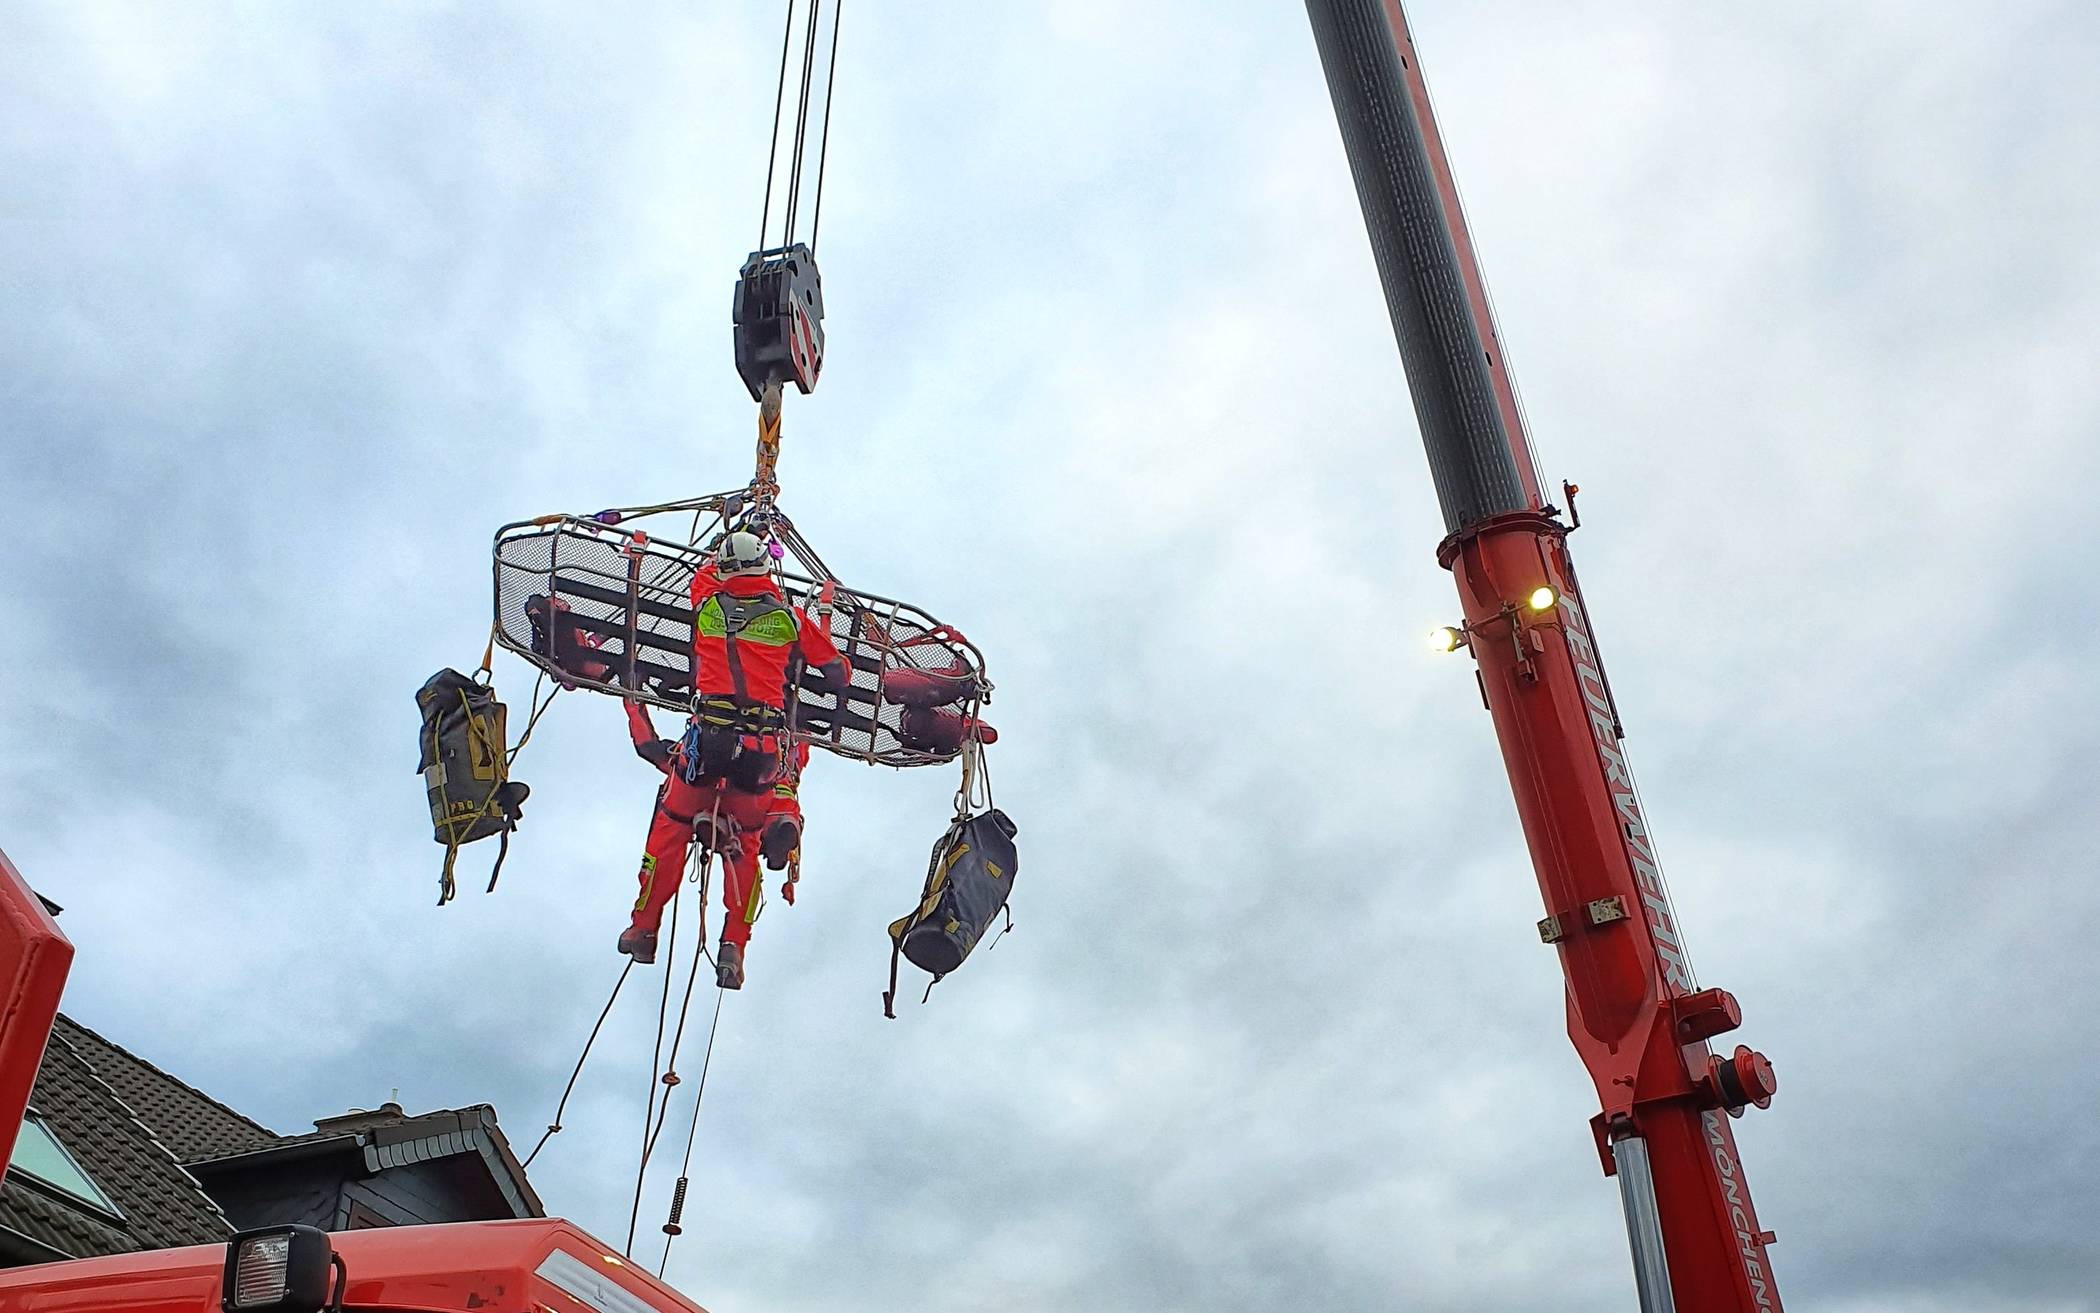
top-left (492, 496), bottom-right (991, 769)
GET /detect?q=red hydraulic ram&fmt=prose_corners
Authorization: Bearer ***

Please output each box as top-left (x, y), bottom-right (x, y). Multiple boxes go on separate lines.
top-left (1303, 3), bottom-right (1784, 1309)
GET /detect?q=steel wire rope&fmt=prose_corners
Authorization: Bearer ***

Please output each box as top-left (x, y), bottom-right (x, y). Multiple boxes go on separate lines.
top-left (778, 2), bottom-right (815, 238)
top-left (625, 826), bottom-right (726, 1256)
top-left (779, 0), bottom-right (825, 242)
top-left (806, 0), bottom-right (845, 252)
top-left (521, 958), bottom-right (636, 1168)
top-left (655, 986), bottom-right (729, 1278)
top-left (754, 0), bottom-right (845, 250)
top-left (638, 847), bottom-right (718, 1175)
top-left (626, 886), bottom-right (681, 1255)
top-left (756, 1), bottom-right (799, 249)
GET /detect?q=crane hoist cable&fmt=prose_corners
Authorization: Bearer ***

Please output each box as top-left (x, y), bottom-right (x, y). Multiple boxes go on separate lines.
top-left (756, 0), bottom-right (845, 259)
top-left (735, 0), bottom-right (846, 514)
top-left (805, 0), bottom-right (844, 252)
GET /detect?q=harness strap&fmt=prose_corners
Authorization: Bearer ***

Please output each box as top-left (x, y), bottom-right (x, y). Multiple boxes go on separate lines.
top-left (882, 938), bottom-right (902, 1019)
top-left (700, 589), bottom-right (797, 709)
top-left (692, 695), bottom-right (787, 735)
top-left (485, 828), bottom-right (511, 894)
top-left (722, 613), bottom-right (751, 703)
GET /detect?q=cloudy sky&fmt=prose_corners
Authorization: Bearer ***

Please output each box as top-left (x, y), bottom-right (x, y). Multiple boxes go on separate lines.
top-left (5, 1), bottom-right (2097, 1310)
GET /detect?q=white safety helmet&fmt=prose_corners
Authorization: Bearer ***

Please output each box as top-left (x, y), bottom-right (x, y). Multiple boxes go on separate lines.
top-left (716, 529), bottom-right (771, 578)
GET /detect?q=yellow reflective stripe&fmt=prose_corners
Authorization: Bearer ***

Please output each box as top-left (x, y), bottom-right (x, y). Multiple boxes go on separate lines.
top-left (633, 853), bottom-right (659, 912)
top-left (740, 610), bottom-right (798, 645)
top-left (695, 597), bottom-right (728, 638)
top-left (694, 595), bottom-right (796, 645)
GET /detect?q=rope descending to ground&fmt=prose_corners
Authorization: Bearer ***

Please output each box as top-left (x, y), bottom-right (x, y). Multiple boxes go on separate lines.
top-left (521, 957), bottom-right (635, 1170)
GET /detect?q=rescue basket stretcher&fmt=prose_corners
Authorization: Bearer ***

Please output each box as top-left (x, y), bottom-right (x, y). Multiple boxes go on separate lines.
top-left (492, 500), bottom-right (990, 769)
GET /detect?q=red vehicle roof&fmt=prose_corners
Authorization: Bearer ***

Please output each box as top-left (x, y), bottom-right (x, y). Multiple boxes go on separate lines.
top-left (0, 1217), bottom-right (712, 1313)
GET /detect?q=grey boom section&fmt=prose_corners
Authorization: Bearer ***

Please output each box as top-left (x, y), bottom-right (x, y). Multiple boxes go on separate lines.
top-left (1304, 0), bottom-right (1526, 532)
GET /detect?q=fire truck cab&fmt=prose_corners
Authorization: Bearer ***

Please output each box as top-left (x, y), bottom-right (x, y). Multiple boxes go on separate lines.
top-left (0, 1216), bottom-right (710, 1313)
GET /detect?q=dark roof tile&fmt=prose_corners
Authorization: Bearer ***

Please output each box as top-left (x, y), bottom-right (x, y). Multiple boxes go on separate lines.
top-left (0, 1026), bottom-right (231, 1260)
top-left (49, 1016), bottom-right (278, 1163)
top-left (0, 1177), bottom-right (135, 1260)
top-left (5, 1017), bottom-right (542, 1258)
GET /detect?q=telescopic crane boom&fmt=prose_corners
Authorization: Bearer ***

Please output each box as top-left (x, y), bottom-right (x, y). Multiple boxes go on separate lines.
top-left (1303, 4), bottom-right (1784, 1309)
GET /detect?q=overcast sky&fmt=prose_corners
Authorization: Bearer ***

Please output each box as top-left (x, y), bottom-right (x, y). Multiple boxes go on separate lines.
top-left (4, 2), bottom-right (2098, 1310)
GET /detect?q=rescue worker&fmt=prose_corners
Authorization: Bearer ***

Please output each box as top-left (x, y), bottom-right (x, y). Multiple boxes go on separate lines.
top-left (711, 740), bottom-right (810, 989)
top-left (682, 526), bottom-right (847, 789)
top-left (620, 699), bottom-right (811, 990)
top-left (618, 526), bottom-right (846, 977)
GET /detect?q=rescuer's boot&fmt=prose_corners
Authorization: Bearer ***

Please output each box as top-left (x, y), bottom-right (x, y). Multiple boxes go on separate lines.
top-left (760, 818), bottom-right (800, 870)
top-left (618, 926), bottom-right (658, 965)
top-left (715, 940), bottom-right (745, 991)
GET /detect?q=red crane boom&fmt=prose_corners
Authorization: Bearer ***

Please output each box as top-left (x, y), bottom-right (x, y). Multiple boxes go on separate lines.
top-left (1302, 3), bottom-right (1784, 1308)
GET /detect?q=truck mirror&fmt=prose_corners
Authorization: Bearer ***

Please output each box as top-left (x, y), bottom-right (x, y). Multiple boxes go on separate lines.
top-left (220, 1225), bottom-right (343, 1313)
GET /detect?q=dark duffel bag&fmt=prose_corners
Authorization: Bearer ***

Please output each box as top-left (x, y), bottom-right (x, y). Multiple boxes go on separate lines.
top-left (884, 808), bottom-right (1018, 1016)
top-left (415, 668), bottom-right (529, 904)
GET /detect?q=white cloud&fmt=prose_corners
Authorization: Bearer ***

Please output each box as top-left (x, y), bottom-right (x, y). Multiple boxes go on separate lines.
top-left (4, 1), bottom-right (2096, 1310)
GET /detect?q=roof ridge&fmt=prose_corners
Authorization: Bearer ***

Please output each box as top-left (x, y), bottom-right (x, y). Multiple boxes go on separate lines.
top-left (53, 1014), bottom-right (279, 1143)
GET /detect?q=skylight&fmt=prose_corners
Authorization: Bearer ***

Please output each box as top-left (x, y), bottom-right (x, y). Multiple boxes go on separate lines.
top-left (8, 1111), bottom-right (123, 1218)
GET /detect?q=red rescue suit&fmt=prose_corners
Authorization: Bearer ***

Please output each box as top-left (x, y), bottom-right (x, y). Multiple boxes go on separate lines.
top-left (683, 562), bottom-right (844, 787)
top-left (717, 743), bottom-right (810, 947)
top-left (625, 701), bottom-right (809, 949)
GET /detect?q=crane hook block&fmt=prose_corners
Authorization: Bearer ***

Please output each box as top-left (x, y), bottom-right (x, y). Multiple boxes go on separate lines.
top-left (733, 242), bottom-right (825, 401)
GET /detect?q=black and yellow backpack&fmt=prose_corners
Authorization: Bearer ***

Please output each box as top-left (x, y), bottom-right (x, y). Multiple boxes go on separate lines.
top-left (415, 668), bottom-right (529, 904)
top-left (883, 808), bottom-right (1019, 1017)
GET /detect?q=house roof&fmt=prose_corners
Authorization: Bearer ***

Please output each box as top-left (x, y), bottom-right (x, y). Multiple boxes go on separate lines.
top-left (190, 1104), bottom-right (543, 1221)
top-left (0, 1023), bottom-right (232, 1263)
top-left (47, 1016), bottom-right (279, 1164)
top-left (2, 1015), bottom-right (541, 1265)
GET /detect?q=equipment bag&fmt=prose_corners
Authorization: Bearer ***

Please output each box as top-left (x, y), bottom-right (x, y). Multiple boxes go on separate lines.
top-left (884, 808), bottom-right (1019, 1017)
top-left (415, 668), bottom-right (530, 905)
